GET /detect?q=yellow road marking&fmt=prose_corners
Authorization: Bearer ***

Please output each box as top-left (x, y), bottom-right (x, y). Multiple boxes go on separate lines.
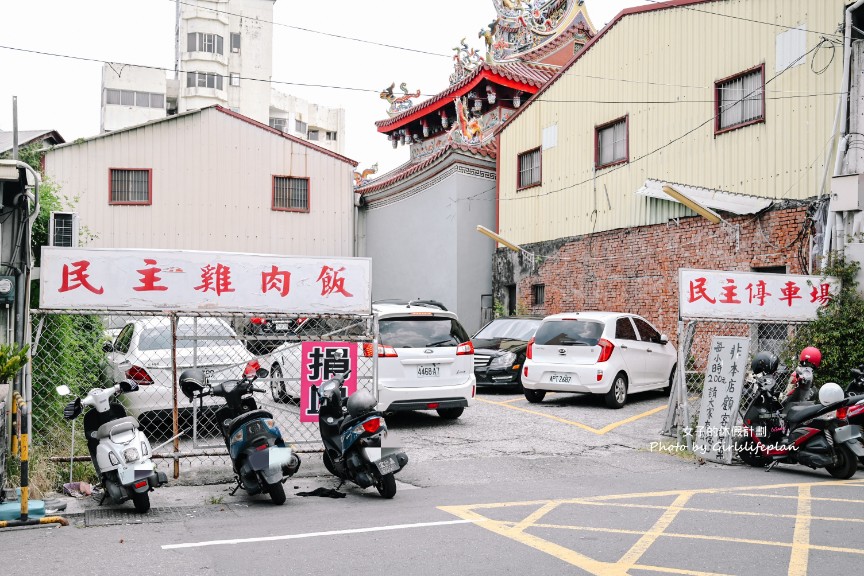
top-left (439, 478), bottom-right (864, 575)
top-left (788, 485), bottom-right (812, 576)
top-left (732, 492), bottom-right (864, 505)
top-left (476, 397), bottom-right (666, 435)
top-left (498, 397), bottom-right (529, 404)
top-left (618, 492), bottom-right (693, 569)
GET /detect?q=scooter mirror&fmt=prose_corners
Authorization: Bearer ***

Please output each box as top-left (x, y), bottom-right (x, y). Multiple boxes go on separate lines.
top-left (256, 367), bottom-right (269, 379)
top-left (102, 342), bottom-right (114, 353)
top-left (63, 398), bottom-right (82, 420)
top-left (56, 384), bottom-right (71, 397)
top-left (119, 380), bottom-right (139, 393)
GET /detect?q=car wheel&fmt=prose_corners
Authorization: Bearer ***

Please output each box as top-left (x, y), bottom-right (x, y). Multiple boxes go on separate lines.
top-left (524, 389), bottom-right (546, 403)
top-left (605, 373), bottom-right (628, 409)
top-left (269, 363), bottom-right (290, 403)
top-left (437, 407), bottom-right (464, 420)
top-left (665, 364), bottom-right (677, 396)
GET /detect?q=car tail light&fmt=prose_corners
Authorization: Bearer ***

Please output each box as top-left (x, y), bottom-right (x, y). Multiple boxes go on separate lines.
top-left (362, 418), bottom-right (381, 433)
top-left (526, 338), bottom-right (535, 360)
top-left (244, 359), bottom-right (261, 376)
top-left (837, 406), bottom-right (849, 420)
top-left (426, 403), bottom-right (440, 409)
top-left (363, 343), bottom-right (398, 357)
top-left (456, 341), bottom-right (474, 356)
top-left (250, 317), bottom-right (265, 325)
top-left (472, 385), bottom-right (476, 398)
top-left (596, 370), bottom-right (603, 382)
top-left (125, 365), bottom-right (153, 385)
top-left (597, 339), bottom-right (615, 362)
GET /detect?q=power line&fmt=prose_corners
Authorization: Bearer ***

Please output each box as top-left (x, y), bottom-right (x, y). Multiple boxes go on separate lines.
top-left (167, 0), bottom-right (450, 59)
top-left (637, 0), bottom-right (844, 41)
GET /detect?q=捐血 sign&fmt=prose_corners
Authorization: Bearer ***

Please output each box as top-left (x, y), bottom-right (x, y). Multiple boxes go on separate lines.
top-left (693, 336), bottom-right (750, 464)
top-left (679, 269), bottom-right (839, 321)
top-left (299, 342), bottom-right (359, 423)
top-left (39, 247), bottom-right (372, 314)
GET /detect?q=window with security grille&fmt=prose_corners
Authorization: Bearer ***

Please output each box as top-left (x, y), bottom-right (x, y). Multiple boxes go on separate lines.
top-left (716, 66), bottom-right (764, 133)
top-left (532, 284), bottom-right (545, 306)
top-left (518, 148), bottom-right (541, 189)
top-left (186, 72), bottom-right (223, 90)
top-left (596, 116), bottom-right (628, 168)
top-left (270, 117), bottom-right (287, 131)
top-left (51, 213), bottom-right (75, 247)
top-left (273, 176), bottom-right (310, 212)
top-left (110, 169), bottom-right (151, 205)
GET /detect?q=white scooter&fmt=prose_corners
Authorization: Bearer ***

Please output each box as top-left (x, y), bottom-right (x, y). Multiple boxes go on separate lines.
top-left (58, 381), bottom-right (167, 512)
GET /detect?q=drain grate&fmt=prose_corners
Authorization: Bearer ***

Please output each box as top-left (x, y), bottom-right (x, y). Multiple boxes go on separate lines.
top-left (85, 504), bottom-right (234, 527)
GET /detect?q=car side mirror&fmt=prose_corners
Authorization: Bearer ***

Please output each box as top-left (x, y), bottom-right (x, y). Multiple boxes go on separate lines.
top-left (659, 334), bottom-right (669, 345)
top-left (119, 381), bottom-right (139, 393)
top-left (102, 342), bottom-right (114, 353)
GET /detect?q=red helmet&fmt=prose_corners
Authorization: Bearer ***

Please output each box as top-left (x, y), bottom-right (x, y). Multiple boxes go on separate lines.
top-left (799, 346), bottom-right (822, 368)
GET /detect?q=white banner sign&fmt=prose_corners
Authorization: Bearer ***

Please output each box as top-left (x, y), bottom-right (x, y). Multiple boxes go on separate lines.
top-left (679, 268), bottom-right (839, 321)
top-left (39, 247), bottom-right (372, 314)
top-left (693, 336), bottom-right (750, 464)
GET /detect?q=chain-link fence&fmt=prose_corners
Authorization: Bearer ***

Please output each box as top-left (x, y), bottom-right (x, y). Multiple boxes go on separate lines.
top-left (29, 310), bottom-right (376, 482)
top-left (663, 319), bottom-right (805, 448)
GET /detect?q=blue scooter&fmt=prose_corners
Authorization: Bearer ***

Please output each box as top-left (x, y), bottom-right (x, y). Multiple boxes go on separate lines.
top-left (180, 364), bottom-right (300, 504)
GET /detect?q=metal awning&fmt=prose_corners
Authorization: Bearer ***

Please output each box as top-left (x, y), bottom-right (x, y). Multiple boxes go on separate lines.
top-left (636, 179), bottom-right (773, 215)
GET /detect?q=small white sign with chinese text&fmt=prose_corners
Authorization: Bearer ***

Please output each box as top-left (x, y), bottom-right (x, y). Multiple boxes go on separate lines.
top-left (693, 336), bottom-right (750, 464)
top-left (39, 247), bottom-right (372, 314)
top-left (679, 269), bottom-right (838, 321)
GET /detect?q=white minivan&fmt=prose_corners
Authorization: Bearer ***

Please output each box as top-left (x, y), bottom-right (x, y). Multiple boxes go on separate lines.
top-left (374, 302), bottom-right (476, 419)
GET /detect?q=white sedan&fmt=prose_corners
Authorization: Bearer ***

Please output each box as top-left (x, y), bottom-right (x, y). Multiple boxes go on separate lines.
top-left (521, 312), bottom-right (676, 408)
top-left (104, 317), bottom-right (265, 428)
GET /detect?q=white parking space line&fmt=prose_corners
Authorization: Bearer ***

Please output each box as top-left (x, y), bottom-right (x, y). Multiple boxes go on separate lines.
top-left (161, 519), bottom-right (476, 550)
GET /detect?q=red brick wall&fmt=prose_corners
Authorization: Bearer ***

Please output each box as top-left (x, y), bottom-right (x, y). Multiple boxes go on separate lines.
top-left (510, 205), bottom-right (810, 344)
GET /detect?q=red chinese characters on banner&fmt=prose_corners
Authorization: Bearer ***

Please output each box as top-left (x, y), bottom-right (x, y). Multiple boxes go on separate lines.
top-left (133, 259), bottom-right (169, 292)
top-left (317, 265), bottom-right (353, 297)
top-left (686, 277), bottom-right (830, 309)
top-left (688, 277), bottom-right (716, 304)
top-left (195, 264), bottom-right (235, 296)
top-left (58, 260), bottom-right (104, 294)
top-left (262, 266), bottom-right (291, 297)
top-left (810, 283), bottom-right (832, 305)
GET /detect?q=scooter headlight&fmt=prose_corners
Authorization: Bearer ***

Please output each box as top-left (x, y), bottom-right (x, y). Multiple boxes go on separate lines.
top-left (123, 447), bottom-right (140, 463)
top-left (231, 429), bottom-right (243, 444)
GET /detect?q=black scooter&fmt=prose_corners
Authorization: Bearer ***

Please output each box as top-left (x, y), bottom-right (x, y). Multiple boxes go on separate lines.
top-left (179, 365), bottom-right (300, 505)
top-left (317, 371), bottom-right (408, 498)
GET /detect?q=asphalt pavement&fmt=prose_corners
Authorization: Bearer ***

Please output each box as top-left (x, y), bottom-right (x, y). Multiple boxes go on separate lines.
top-left (3, 387), bottom-right (863, 576)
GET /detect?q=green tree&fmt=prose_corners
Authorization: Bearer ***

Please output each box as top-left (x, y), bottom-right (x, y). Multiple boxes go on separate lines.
top-left (786, 255), bottom-right (864, 388)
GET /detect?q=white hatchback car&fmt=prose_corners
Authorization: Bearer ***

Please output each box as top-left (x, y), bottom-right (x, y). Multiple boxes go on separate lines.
top-left (522, 312), bottom-right (676, 408)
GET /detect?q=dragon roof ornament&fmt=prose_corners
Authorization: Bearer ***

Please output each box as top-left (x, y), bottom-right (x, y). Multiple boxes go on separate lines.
top-left (380, 82), bottom-right (422, 117)
top-left (479, 0), bottom-right (584, 64)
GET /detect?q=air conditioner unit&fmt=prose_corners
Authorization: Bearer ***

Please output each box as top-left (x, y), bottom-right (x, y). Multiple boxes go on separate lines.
top-left (49, 211), bottom-right (79, 247)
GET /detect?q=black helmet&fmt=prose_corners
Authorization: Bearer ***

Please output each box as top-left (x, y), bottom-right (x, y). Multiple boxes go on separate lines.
top-left (179, 368), bottom-right (206, 401)
top-left (346, 389), bottom-right (377, 418)
top-left (751, 351), bottom-right (779, 375)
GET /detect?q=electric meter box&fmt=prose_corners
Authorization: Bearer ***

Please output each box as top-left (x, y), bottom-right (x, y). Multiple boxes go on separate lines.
top-left (831, 173), bottom-right (864, 211)
top-left (0, 276), bottom-right (15, 304)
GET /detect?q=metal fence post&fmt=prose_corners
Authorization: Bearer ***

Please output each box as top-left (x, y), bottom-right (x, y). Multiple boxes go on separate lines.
top-left (171, 313), bottom-right (180, 480)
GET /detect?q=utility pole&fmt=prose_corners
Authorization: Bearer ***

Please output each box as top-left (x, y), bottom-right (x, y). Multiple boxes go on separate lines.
top-left (11, 96), bottom-right (18, 160)
top-left (174, 0), bottom-right (180, 80)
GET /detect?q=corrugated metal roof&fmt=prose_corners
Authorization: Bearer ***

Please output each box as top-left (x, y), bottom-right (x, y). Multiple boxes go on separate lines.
top-left (0, 129), bottom-right (65, 154)
top-left (637, 179), bottom-right (773, 214)
top-left (49, 106), bottom-right (357, 167)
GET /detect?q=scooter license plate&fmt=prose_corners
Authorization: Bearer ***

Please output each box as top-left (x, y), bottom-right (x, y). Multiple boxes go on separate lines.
top-left (376, 455), bottom-right (400, 475)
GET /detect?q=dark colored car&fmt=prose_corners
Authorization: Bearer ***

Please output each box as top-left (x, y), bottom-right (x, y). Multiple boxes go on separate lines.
top-left (472, 317), bottom-right (542, 388)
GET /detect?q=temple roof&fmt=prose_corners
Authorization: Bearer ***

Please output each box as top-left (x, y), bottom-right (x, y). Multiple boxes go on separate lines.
top-left (374, 61), bottom-right (558, 132)
top-left (357, 139), bottom-right (498, 195)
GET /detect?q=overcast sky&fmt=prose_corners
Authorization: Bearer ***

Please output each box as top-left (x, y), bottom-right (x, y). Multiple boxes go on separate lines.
top-left (0, 0), bottom-right (652, 174)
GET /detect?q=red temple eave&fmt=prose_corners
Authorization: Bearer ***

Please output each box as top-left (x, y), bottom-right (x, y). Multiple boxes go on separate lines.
top-left (375, 68), bottom-right (548, 134)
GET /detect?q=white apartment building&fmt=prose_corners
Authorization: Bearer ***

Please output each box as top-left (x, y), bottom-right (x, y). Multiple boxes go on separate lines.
top-left (100, 0), bottom-right (344, 154)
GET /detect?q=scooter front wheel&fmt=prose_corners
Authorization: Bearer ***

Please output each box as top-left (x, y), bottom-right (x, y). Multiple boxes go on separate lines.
top-left (267, 481), bottom-right (286, 505)
top-left (375, 473), bottom-right (397, 499)
top-left (131, 491), bottom-right (151, 513)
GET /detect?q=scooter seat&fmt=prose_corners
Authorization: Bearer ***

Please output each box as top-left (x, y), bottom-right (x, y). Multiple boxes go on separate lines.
top-left (225, 409), bottom-right (274, 436)
top-left (785, 403), bottom-right (824, 424)
top-left (96, 416), bottom-right (139, 440)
